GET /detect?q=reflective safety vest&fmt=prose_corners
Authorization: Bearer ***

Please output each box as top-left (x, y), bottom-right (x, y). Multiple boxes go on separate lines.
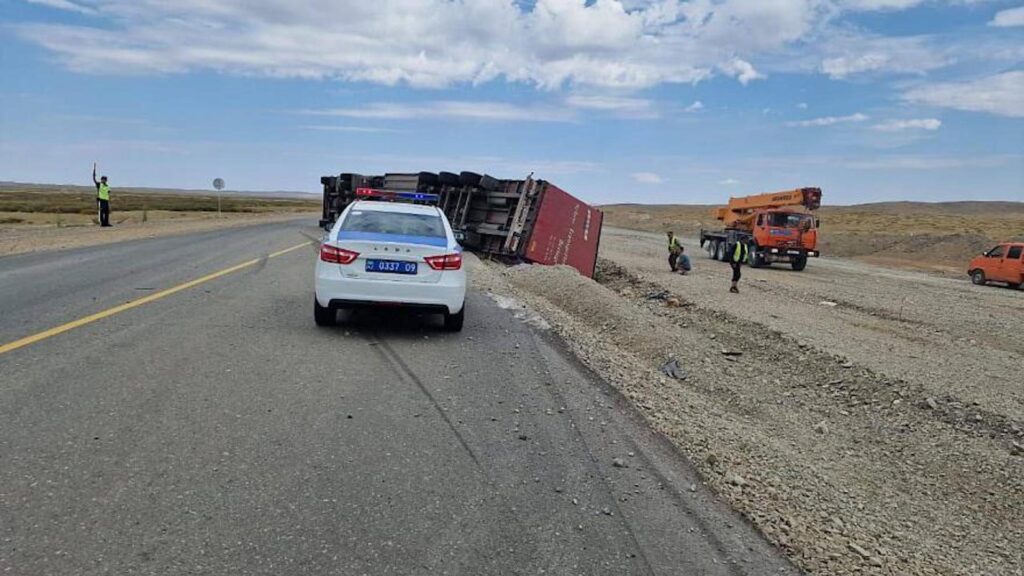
top-left (97, 183), bottom-right (110, 201)
top-left (732, 242), bottom-right (749, 263)
top-left (668, 236), bottom-right (682, 252)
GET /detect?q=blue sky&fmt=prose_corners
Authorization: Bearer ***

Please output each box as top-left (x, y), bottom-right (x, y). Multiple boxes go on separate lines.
top-left (1, 0), bottom-right (1022, 205)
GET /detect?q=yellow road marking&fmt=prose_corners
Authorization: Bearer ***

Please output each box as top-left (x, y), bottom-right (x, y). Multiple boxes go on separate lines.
top-left (0, 241), bottom-right (312, 356)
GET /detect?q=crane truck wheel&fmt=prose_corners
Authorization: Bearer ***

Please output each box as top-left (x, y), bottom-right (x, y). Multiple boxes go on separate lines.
top-left (749, 246), bottom-right (763, 268)
top-left (791, 255), bottom-right (808, 271)
top-left (970, 270), bottom-right (986, 285)
top-left (715, 241), bottom-right (726, 261)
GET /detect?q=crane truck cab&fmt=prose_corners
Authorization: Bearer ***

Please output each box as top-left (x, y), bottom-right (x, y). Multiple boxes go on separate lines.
top-left (968, 242), bottom-right (1024, 289)
top-left (700, 187), bottom-right (822, 271)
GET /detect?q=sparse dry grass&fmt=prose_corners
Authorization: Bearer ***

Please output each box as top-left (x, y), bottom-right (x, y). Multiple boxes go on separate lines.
top-left (0, 183), bottom-right (319, 216)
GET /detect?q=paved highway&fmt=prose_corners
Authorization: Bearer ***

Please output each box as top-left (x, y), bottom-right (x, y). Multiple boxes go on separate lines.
top-left (0, 219), bottom-right (797, 575)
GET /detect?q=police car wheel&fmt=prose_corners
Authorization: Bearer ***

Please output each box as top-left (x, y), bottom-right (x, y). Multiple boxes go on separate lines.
top-left (443, 306), bottom-right (465, 332)
top-left (314, 297), bottom-right (336, 327)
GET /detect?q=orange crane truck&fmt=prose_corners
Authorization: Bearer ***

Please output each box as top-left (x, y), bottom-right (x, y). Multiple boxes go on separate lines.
top-left (699, 187), bottom-right (822, 271)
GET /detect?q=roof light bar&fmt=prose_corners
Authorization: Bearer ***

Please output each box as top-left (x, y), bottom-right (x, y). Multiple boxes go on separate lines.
top-left (355, 187), bottom-right (439, 203)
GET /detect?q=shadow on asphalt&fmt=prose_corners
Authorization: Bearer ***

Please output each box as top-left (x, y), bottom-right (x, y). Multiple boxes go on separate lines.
top-left (323, 308), bottom-right (455, 339)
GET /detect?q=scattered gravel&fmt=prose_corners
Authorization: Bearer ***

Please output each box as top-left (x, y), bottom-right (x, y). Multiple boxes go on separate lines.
top-left (467, 239), bottom-right (1023, 576)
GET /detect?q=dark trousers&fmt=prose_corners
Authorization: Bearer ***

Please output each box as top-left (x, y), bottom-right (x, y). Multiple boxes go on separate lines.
top-left (97, 199), bottom-right (110, 227)
top-left (731, 261), bottom-right (742, 282)
top-left (669, 252), bottom-right (679, 271)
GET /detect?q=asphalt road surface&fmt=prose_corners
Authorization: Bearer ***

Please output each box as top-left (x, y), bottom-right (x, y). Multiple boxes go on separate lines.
top-left (0, 220), bottom-right (798, 575)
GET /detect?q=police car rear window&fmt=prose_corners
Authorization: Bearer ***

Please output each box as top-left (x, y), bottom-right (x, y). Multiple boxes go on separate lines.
top-left (340, 210), bottom-right (445, 238)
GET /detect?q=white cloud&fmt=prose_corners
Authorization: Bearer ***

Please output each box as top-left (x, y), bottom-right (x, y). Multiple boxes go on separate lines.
top-left (564, 95), bottom-right (657, 118)
top-left (902, 71), bottom-right (1024, 118)
top-left (872, 118), bottom-right (942, 132)
top-left (817, 34), bottom-right (950, 79)
top-left (13, 0), bottom-right (1013, 98)
top-left (719, 58), bottom-right (765, 85)
top-left (788, 113), bottom-right (869, 127)
top-left (299, 101), bottom-right (575, 123)
top-left (14, 0), bottom-right (898, 90)
top-left (990, 7), bottom-right (1024, 27)
top-left (719, 178), bottom-right (740, 185)
top-left (632, 172), bottom-right (663, 184)
top-left (25, 0), bottom-right (96, 15)
top-left (302, 125), bottom-right (399, 134)
top-left (684, 100), bottom-right (704, 112)
top-left (797, 102), bottom-right (809, 109)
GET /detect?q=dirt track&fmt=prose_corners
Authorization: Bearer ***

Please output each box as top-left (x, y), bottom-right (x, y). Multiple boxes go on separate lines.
top-left (471, 226), bottom-right (1023, 576)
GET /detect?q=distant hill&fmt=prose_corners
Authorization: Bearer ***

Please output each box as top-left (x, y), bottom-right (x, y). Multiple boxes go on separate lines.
top-left (829, 201), bottom-right (1024, 216)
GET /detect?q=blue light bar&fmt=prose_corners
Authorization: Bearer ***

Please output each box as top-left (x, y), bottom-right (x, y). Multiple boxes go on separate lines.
top-left (355, 187), bottom-right (439, 203)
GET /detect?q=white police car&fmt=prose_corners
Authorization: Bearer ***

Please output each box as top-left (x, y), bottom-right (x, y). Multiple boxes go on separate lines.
top-left (314, 190), bottom-right (467, 331)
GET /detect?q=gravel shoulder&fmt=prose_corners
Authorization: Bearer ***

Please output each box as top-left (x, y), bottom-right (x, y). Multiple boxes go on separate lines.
top-left (469, 227), bottom-right (1024, 576)
top-left (0, 211), bottom-right (318, 257)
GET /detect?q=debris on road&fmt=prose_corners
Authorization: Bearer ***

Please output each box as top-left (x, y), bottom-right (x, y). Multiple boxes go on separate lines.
top-left (658, 359), bottom-right (688, 380)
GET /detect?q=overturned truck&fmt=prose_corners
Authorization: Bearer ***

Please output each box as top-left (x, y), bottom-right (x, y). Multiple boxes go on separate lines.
top-left (319, 171), bottom-right (603, 278)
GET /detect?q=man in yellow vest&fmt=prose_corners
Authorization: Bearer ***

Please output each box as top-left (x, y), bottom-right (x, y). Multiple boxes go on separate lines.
top-left (666, 231), bottom-right (683, 272)
top-left (92, 162), bottom-right (112, 227)
top-left (729, 240), bottom-right (749, 294)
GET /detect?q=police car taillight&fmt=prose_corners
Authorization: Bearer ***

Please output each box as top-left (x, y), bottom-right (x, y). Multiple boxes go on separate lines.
top-left (355, 187), bottom-right (439, 203)
top-left (424, 253), bottom-right (462, 271)
top-left (320, 244), bottom-right (359, 264)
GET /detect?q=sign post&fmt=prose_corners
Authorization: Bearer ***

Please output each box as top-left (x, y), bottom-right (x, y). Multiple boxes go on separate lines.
top-left (212, 178), bottom-right (225, 217)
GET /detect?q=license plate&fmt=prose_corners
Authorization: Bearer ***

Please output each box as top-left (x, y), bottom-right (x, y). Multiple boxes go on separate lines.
top-left (366, 259), bottom-right (418, 275)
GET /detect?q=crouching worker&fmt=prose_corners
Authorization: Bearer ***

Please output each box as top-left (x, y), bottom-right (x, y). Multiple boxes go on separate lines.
top-left (676, 246), bottom-right (692, 275)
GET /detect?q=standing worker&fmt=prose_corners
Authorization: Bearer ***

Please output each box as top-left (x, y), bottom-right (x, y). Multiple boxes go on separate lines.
top-left (729, 239), bottom-right (749, 293)
top-left (666, 231), bottom-right (683, 272)
top-left (92, 163), bottom-right (112, 227)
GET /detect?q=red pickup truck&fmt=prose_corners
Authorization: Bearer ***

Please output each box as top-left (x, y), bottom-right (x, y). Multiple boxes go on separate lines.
top-left (968, 242), bottom-right (1024, 289)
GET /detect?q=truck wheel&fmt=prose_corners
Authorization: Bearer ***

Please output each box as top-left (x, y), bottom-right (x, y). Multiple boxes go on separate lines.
top-left (314, 297), bottom-right (336, 327)
top-left (748, 246), bottom-right (763, 268)
top-left (444, 305), bottom-right (465, 332)
top-left (791, 256), bottom-right (808, 271)
top-left (970, 270), bottom-right (986, 285)
top-left (459, 171), bottom-right (483, 187)
top-left (417, 171), bottom-right (439, 187)
top-left (715, 241), bottom-right (727, 262)
top-left (479, 174), bottom-right (501, 191)
top-left (705, 240), bottom-right (716, 259)
top-left (438, 171), bottom-right (460, 186)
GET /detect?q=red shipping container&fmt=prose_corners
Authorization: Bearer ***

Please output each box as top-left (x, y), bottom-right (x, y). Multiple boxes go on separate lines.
top-left (524, 183), bottom-right (604, 278)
